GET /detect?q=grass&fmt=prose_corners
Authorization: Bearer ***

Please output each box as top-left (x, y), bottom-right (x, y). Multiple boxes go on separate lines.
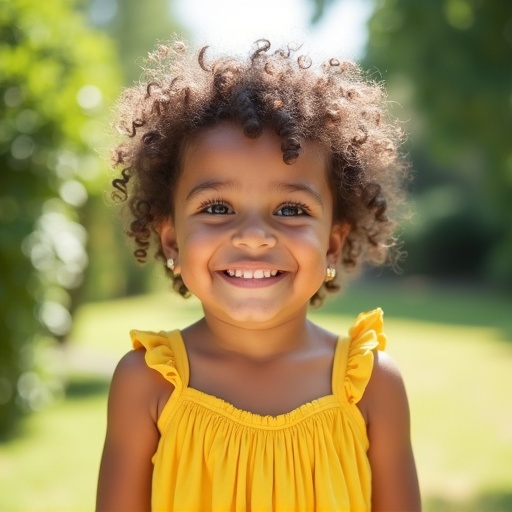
top-left (1, 279), bottom-right (511, 511)
top-left (0, 378), bottom-right (107, 511)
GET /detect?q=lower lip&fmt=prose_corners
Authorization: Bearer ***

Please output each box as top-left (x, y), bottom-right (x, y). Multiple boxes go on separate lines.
top-left (217, 272), bottom-right (288, 288)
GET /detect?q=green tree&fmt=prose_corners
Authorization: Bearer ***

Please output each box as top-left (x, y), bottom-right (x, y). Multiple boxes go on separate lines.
top-left (78, 0), bottom-right (183, 300)
top-left (362, 0), bottom-right (512, 284)
top-left (309, 0), bottom-right (339, 22)
top-left (104, 0), bottom-right (182, 84)
top-left (0, 0), bottom-right (120, 437)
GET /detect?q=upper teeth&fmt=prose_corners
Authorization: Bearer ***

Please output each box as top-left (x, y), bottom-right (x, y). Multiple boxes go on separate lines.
top-left (226, 269), bottom-right (279, 279)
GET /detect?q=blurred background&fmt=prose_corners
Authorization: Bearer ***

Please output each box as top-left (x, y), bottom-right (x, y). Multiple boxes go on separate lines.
top-left (1, 0), bottom-right (511, 510)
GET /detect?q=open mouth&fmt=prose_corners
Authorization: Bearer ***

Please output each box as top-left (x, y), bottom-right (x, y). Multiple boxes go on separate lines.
top-left (223, 269), bottom-right (283, 279)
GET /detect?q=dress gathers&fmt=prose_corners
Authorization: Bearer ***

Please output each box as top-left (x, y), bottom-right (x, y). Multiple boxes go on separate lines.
top-left (131, 309), bottom-right (386, 512)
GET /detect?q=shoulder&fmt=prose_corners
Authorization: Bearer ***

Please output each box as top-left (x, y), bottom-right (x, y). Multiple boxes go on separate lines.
top-left (113, 347), bottom-right (154, 380)
top-left (357, 350), bottom-right (410, 427)
top-left (110, 348), bottom-right (174, 424)
top-left (111, 349), bottom-right (157, 398)
top-left (368, 350), bottom-right (406, 397)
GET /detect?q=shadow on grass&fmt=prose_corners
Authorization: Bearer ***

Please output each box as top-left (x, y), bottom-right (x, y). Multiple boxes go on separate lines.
top-left (425, 490), bottom-right (512, 512)
top-left (65, 374), bottom-right (110, 400)
top-left (321, 273), bottom-right (512, 342)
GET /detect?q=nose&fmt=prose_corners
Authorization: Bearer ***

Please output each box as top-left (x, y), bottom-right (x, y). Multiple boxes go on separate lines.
top-left (231, 213), bottom-right (277, 249)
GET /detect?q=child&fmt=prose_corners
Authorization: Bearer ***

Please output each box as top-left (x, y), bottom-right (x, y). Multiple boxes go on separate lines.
top-left (96, 39), bottom-right (421, 512)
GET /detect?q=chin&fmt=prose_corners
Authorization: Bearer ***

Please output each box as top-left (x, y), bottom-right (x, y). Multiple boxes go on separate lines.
top-left (212, 300), bottom-right (306, 329)
top-left (225, 309), bottom-right (280, 326)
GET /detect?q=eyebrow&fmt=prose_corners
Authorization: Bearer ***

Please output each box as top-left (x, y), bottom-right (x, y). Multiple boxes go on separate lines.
top-left (185, 179), bottom-right (324, 207)
top-left (185, 180), bottom-right (236, 201)
top-left (274, 182), bottom-right (324, 208)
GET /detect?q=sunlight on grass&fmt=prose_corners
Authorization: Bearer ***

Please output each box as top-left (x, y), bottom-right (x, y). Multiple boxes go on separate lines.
top-left (0, 385), bottom-right (106, 511)
top-left (1, 286), bottom-right (511, 511)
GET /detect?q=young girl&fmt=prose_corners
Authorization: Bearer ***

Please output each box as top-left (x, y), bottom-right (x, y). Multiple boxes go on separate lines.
top-left (96, 39), bottom-right (421, 512)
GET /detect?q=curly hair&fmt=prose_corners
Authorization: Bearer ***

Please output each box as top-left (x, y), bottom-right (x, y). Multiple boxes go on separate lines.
top-left (110, 39), bottom-right (408, 305)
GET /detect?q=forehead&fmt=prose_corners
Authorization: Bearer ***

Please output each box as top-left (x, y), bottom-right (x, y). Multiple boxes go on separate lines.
top-left (179, 123), bottom-right (330, 190)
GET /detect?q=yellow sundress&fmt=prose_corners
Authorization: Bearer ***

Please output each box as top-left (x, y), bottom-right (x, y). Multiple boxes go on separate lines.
top-left (131, 309), bottom-right (386, 512)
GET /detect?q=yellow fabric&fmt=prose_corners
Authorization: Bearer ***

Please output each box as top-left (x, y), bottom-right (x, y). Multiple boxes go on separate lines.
top-left (131, 309), bottom-right (386, 512)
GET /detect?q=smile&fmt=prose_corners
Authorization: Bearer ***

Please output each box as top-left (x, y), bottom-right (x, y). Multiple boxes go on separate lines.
top-left (224, 269), bottom-right (282, 279)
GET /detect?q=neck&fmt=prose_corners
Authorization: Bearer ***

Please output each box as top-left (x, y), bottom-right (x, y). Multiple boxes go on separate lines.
top-left (183, 310), bottom-right (318, 361)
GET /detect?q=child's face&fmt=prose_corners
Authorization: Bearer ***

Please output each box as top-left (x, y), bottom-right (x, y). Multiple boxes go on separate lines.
top-left (160, 123), bottom-right (346, 329)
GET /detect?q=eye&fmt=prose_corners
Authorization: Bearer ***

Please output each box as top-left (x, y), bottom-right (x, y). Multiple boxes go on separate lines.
top-left (199, 200), bottom-right (234, 215)
top-left (275, 202), bottom-right (309, 217)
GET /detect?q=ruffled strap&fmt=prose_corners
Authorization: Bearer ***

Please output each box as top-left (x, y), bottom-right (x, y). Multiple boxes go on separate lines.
top-left (336, 309), bottom-right (387, 405)
top-left (130, 329), bottom-right (186, 393)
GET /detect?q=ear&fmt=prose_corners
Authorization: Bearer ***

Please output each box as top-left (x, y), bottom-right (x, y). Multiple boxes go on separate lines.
top-left (326, 222), bottom-right (350, 265)
top-left (158, 219), bottom-right (181, 274)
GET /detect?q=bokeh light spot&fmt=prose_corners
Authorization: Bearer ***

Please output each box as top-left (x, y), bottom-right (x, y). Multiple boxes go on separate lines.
top-left (77, 85), bottom-right (103, 110)
top-left (11, 135), bottom-right (35, 160)
top-left (59, 180), bottom-right (88, 207)
top-left (3, 86), bottom-right (23, 108)
top-left (444, 0), bottom-right (474, 30)
top-left (39, 301), bottom-right (72, 336)
top-left (16, 109), bottom-right (40, 134)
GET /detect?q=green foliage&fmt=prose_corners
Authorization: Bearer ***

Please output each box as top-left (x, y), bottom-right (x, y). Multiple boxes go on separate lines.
top-left (87, 0), bottom-right (183, 84)
top-left (72, 0), bottom-right (185, 303)
top-left (363, 0), bottom-right (512, 286)
top-left (309, 0), bottom-right (339, 23)
top-left (0, 0), bottom-right (120, 437)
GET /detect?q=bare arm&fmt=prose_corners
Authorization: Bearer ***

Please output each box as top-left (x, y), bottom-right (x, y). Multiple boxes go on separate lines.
top-left (360, 351), bottom-right (421, 512)
top-left (96, 349), bottom-right (168, 512)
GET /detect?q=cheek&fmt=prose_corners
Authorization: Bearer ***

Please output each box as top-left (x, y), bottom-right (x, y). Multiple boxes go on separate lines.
top-left (178, 227), bottom-right (222, 266)
top-left (289, 225), bottom-right (330, 253)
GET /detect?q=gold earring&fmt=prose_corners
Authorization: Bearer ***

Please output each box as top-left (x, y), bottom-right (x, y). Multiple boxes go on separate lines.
top-left (325, 266), bottom-right (336, 282)
top-left (166, 258), bottom-right (175, 271)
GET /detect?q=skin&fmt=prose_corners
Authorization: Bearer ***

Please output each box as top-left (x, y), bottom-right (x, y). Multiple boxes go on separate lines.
top-left (96, 123), bottom-right (421, 511)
